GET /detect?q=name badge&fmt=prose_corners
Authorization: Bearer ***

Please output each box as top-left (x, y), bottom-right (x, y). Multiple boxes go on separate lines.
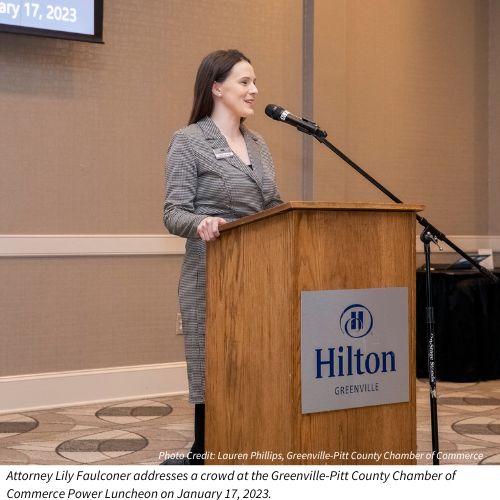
top-left (213, 147), bottom-right (234, 160)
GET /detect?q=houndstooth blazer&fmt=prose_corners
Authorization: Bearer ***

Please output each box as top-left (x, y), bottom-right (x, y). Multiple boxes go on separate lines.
top-left (163, 116), bottom-right (282, 403)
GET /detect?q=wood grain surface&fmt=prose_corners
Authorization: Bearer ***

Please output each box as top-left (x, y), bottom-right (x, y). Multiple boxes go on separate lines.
top-left (206, 203), bottom-right (419, 465)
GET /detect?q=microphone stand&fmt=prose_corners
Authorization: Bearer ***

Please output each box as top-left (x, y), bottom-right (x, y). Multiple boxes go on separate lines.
top-left (295, 121), bottom-right (498, 466)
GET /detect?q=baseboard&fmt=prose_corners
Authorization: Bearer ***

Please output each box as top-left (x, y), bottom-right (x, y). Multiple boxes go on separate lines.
top-left (0, 362), bottom-right (188, 414)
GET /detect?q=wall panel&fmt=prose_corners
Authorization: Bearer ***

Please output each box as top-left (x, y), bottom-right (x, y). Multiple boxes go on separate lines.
top-left (313, 0), bottom-right (489, 235)
top-left (489, 1), bottom-right (500, 234)
top-left (0, 0), bottom-right (303, 377)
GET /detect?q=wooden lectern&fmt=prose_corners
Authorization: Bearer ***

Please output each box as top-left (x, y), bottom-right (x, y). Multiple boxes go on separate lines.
top-left (205, 202), bottom-right (423, 465)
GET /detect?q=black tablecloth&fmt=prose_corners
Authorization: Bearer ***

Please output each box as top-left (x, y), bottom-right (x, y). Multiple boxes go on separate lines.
top-left (416, 269), bottom-right (500, 381)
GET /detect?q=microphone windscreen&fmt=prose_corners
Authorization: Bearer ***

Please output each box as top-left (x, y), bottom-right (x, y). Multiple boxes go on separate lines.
top-left (265, 104), bottom-right (283, 119)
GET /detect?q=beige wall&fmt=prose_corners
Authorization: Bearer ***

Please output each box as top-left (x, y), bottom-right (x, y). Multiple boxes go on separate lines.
top-left (0, 255), bottom-right (185, 375)
top-left (0, 0), bottom-right (303, 377)
top-left (313, 0), bottom-right (489, 235)
top-left (490, 0), bottom-right (500, 234)
top-left (0, 0), bottom-right (497, 379)
top-left (0, 0), bottom-right (302, 234)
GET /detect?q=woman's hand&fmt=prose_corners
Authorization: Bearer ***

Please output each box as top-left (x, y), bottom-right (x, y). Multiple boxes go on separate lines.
top-left (197, 217), bottom-right (227, 241)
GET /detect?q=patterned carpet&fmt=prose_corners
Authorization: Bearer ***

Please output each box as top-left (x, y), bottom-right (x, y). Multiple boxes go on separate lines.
top-left (1, 379), bottom-right (499, 465)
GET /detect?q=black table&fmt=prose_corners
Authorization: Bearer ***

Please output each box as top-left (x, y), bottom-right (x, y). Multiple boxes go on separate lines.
top-left (416, 269), bottom-right (500, 381)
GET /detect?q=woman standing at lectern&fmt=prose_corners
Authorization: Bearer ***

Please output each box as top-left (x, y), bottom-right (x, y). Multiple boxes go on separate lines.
top-left (163, 49), bottom-right (282, 464)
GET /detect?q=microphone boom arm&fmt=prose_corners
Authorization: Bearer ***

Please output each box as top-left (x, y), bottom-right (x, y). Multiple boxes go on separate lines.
top-left (285, 118), bottom-right (498, 467)
top-left (313, 133), bottom-right (498, 283)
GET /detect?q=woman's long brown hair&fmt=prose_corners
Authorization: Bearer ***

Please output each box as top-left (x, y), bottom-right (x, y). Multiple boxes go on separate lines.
top-left (188, 49), bottom-right (251, 125)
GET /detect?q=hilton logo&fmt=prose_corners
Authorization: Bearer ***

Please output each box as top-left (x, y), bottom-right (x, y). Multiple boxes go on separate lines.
top-left (315, 302), bottom-right (396, 379)
top-left (340, 304), bottom-right (373, 338)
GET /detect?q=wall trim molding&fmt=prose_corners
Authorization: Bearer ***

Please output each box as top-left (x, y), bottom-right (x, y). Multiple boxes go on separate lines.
top-left (1, 234), bottom-right (499, 257)
top-left (0, 234), bottom-right (185, 257)
top-left (415, 235), bottom-right (500, 253)
top-left (0, 362), bottom-right (188, 414)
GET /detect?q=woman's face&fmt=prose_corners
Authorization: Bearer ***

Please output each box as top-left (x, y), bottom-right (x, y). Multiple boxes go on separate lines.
top-left (213, 60), bottom-right (258, 119)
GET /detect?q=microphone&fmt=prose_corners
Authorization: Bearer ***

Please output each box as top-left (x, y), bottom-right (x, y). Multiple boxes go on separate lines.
top-left (265, 104), bottom-right (327, 137)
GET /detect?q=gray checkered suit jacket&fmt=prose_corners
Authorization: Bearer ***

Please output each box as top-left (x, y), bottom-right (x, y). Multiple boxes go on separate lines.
top-left (163, 116), bottom-right (282, 403)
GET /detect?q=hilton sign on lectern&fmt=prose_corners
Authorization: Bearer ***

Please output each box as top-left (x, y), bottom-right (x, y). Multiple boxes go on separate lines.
top-left (301, 287), bottom-right (409, 413)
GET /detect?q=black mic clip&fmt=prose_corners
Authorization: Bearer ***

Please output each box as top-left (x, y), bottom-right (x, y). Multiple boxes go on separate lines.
top-left (298, 117), bottom-right (327, 138)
